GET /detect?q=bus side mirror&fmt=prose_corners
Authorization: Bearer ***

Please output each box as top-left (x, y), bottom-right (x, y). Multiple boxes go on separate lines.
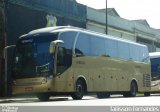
top-left (49, 40), bottom-right (64, 54)
top-left (3, 45), bottom-right (16, 59)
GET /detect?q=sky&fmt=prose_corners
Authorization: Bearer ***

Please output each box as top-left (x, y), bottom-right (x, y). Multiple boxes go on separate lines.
top-left (76, 0), bottom-right (160, 29)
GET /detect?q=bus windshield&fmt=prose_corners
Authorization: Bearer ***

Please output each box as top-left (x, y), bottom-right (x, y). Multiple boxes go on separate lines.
top-left (150, 57), bottom-right (160, 80)
top-left (12, 33), bottom-right (58, 79)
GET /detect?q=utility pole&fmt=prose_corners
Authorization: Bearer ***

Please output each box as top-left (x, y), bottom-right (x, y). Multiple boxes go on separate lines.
top-left (106, 0), bottom-right (108, 34)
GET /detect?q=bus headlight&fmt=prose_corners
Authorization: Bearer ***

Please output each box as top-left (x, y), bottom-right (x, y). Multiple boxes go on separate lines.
top-left (41, 78), bottom-right (47, 84)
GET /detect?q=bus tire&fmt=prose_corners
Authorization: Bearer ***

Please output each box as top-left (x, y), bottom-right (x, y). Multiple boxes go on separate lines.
top-left (37, 93), bottom-right (50, 101)
top-left (71, 80), bottom-right (84, 100)
top-left (144, 92), bottom-right (150, 96)
top-left (129, 81), bottom-right (137, 97)
top-left (97, 92), bottom-right (110, 99)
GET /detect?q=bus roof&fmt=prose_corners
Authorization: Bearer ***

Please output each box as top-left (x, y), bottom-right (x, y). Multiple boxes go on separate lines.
top-left (149, 52), bottom-right (160, 58)
top-left (20, 26), bottom-right (147, 48)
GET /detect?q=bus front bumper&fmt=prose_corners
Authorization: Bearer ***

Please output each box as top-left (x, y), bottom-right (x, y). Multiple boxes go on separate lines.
top-left (12, 77), bottom-right (52, 95)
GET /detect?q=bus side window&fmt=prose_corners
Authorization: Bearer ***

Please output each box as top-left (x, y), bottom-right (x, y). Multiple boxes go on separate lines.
top-left (129, 44), bottom-right (139, 62)
top-left (75, 33), bottom-right (91, 56)
top-left (57, 47), bottom-right (65, 66)
top-left (90, 36), bottom-right (105, 56)
top-left (58, 32), bottom-right (76, 67)
top-left (106, 39), bottom-right (118, 58)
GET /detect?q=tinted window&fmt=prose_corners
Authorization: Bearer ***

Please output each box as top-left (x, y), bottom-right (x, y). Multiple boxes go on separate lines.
top-left (90, 36), bottom-right (106, 56)
top-left (75, 33), bottom-right (91, 56)
top-left (140, 47), bottom-right (149, 63)
top-left (57, 32), bottom-right (77, 68)
top-left (129, 44), bottom-right (140, 62)
top-left (150, 57), bottom-right (160, 80)
top-left (118, 42), bottom-right (130, 60)
top-left (59, 32), bottom-right (77, 50)
top-left (150, 58), bottom-right (160, 76)
top-left (36, 42), bottom-right (52, 65)
top-left (106, 39), bottom-right (118, 58)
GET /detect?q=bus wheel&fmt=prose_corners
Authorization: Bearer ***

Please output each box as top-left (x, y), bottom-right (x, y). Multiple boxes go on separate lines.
top-left (71, 80), bottom-right (84, 100)
top-left (129, 81), bottom-right (137, 97)
top-left (144, 92), bottom-right (150, 96)
top-left (97, 92), bottom-right (110, 99)
top-left (37, 93), bottom-right (50, 101)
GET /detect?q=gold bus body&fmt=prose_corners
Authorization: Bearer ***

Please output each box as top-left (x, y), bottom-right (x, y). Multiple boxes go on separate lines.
top-left (12, 26), bottom-right (151, 96)
top-left (13, 56), bottom-right (151, 94)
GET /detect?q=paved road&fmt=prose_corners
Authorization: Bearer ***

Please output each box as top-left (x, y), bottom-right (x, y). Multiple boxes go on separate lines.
top-left (0, 94), bottom-right (160, 106)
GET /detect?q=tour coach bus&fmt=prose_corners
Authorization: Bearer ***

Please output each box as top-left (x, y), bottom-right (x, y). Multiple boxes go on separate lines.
top-left (10, 26), bottom-right (151, 101)
top-left (148, 52), bottom-right (160, 94)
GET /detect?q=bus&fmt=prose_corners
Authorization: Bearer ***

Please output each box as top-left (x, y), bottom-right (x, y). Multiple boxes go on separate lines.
top-left (10, 26), bottom-right (151, 101)
top-left (148, 52), bottom-right (160, 94)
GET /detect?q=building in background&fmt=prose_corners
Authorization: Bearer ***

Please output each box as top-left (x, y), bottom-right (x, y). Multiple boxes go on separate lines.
top-left (87, 7), bottom-right (160, 52)
top-left (0, 0), bottom-right (86, 97)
